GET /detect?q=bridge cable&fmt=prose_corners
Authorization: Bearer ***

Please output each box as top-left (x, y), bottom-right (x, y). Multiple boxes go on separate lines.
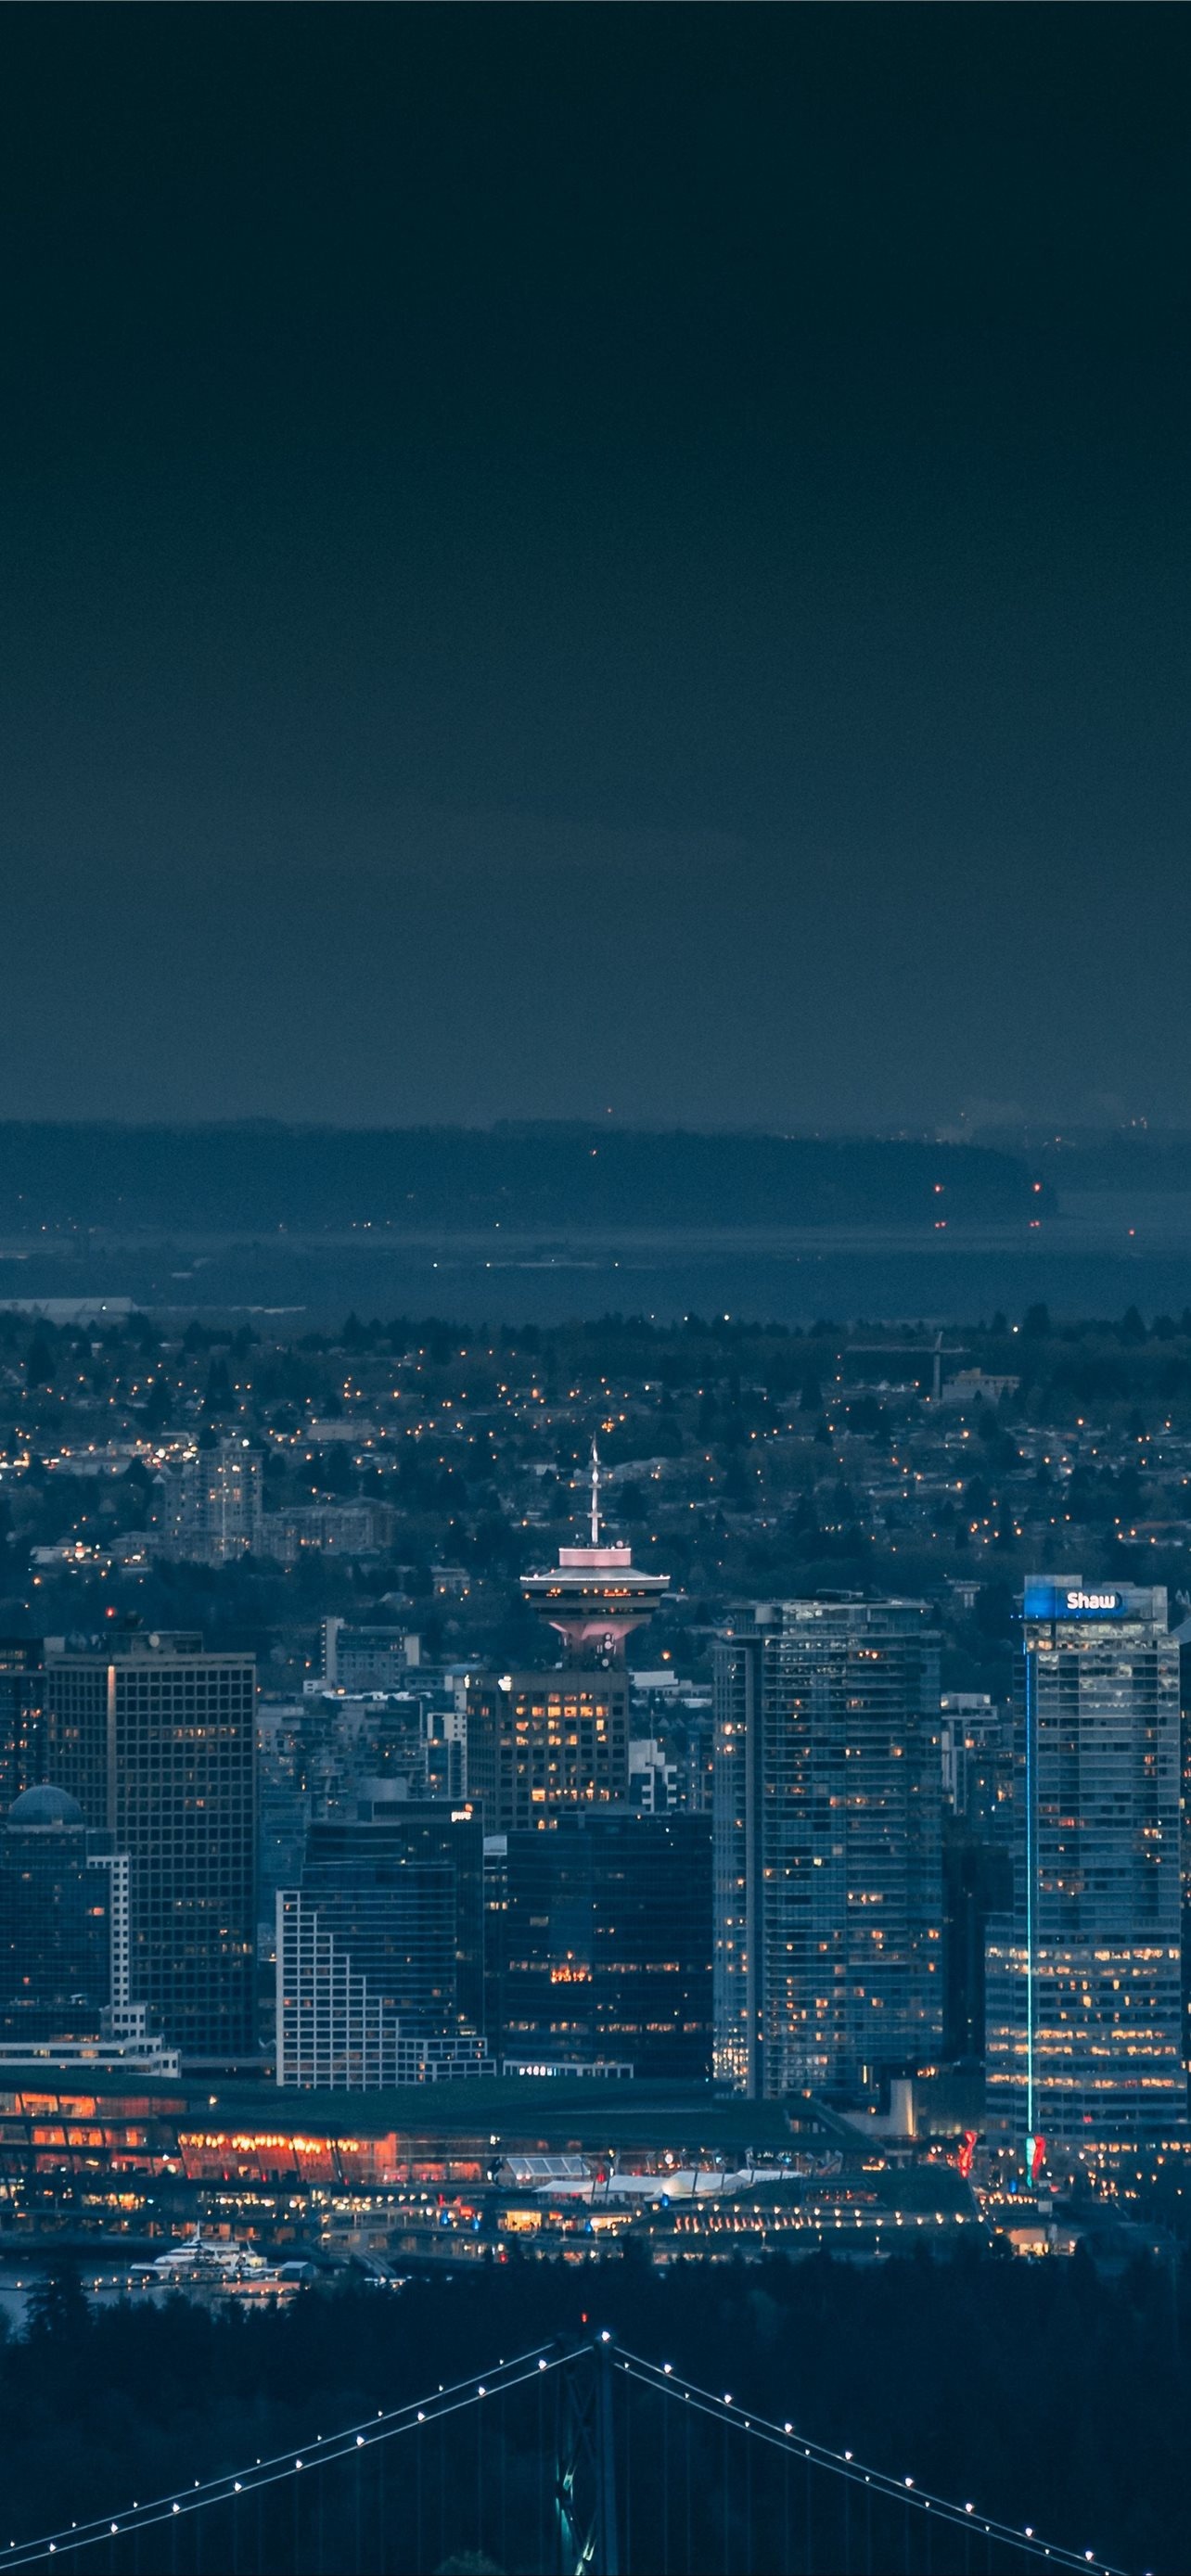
top-left (5, 2341), bottom-right (565, 2569)
top-left (615, 2348), bottom-right (1132, 2576)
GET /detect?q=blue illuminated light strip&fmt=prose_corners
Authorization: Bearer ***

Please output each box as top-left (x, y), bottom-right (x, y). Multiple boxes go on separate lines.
top-left (1024, 1645), bottom-right (1036, 2141)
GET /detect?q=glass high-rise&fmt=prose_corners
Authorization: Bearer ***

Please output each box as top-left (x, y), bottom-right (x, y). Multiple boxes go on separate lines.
top-left (0, 1639), bottom-right (45, 1810)
top-left (44, 1632), bottom-right (257, 2067)
top-left (490, 1809), bottom-right (712, 2080)
top-left (985, 1579), bottom-right (1185, 2149)
top-left (0, 1786), bottom-right (111, 2042)
top-left (713, 1599), bottom-right (943, 2101)
top-left (276, 1801), bottom-right (487, 2089)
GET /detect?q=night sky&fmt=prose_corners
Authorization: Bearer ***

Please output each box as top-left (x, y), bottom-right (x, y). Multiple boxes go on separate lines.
top-left (4, 7), bottom-right (1188, 1131)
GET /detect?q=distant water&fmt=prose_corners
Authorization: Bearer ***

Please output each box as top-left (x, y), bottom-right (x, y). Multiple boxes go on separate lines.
top-left (0, 2265), bottom-right (297, 2329)
top-left (346, 1245), bottom-right (1187, 1328)
top-left (0, 2265), bottom-right (165, 2331)
top-left (3, 1218), bottom-right (1190, 1325)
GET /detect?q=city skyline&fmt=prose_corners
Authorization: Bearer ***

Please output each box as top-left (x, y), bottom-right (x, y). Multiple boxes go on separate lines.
top-left (0, 1294), bottom-right (1185, 2570)
top-left (1, 6), bottom-right (1185, 2567)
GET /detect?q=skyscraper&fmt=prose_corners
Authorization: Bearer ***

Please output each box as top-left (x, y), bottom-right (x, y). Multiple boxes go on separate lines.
top-left (713, 1598), bottom-right (943, 2101)
top-left (985, 1579), bottom-right (1185, 2151)
top-left (940, 1694), bottom-right (1013, 2061)
top-left (0, 1786), bottom-right (111, 2043)
top-left (490, 1808), bottom-right (712, 2080)
top-left (44, 1631), bottom-right (257, 2067)
top-left (0, 1782), bottom-right (177, 2070)
top-left (0, 1639), bottom-right (45, 1810)
top-left (466, 1669), bottom-right (632, 1831)
top-left (276, 1800), bottom-right (488, 2088)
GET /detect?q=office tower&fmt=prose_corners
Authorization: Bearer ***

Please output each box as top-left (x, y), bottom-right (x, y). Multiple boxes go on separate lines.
top-left (467, 1447), bottom-right (668, 1830)
top-left (0, 1787), bottom-right (110, 2041)
top-left (0, 1787), bottom-right (168, 2072)
top-left (351, 1691), bottom-right (467, 1804)
top-left (0, 1639), bottom-right (45, 1808)
top-left (276, 1801), bottom-right (488, 2088)
top-left (466, 1670), bottom-right (631, 1830)
top-left (629, 1677), bottom-right (715, 1813)
top-left (940, 1694), bottom-right (1013, 2061)
top-left (489, 1809), bottom-right (712, 2081)
top-left (713, 1599), bottom-right (943, 2101)
top-left (669, 1698), bottom-right (716, 1815)
top-left (301, 1682), bottom-right (467, 1810)
top-left (942, 1837), bottom-right (1012, 2062)
top-left (423, 1703), bottom-right (467, 1802)
top-left (628, 1736), bottom-right (675, 1811)
top-left (985, 1579), bottom-right (1185, 2150)
top-left (940, 1694), bottom-right (1014, 1836)
top-left (44, 1631), bottom-right (257, 2067)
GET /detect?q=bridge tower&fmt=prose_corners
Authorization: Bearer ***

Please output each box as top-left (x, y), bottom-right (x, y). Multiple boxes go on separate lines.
top-left (555, 2332), bottom-right (620, 2576)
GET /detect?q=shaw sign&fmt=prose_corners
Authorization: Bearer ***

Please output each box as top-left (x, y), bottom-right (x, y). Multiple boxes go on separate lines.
top-left (1022, 1580), bottom-right (1129, 1621)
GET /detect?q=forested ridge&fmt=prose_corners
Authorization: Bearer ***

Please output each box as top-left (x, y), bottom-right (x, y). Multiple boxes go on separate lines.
top-left (0, 1127), bottom-right (1034, 1232)
top-left (2, 2248), bottom-right (1182, 2571)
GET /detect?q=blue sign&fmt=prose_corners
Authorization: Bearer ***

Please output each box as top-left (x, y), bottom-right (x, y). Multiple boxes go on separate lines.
top-left (1022, 1581), bottom-right (1128, 1621)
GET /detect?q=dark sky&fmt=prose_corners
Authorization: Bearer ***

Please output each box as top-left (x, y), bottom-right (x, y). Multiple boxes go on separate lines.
top-left (3, 7), bottom-right (1188, 1132)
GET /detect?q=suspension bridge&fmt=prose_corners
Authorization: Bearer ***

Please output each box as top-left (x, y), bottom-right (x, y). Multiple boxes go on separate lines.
top-left (3, 2334), bottom-right (1136, 2576)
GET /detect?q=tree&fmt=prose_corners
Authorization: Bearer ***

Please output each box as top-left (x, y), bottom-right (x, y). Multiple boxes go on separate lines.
top-left (142, 1377), bottom-right (173, 1435)
top-left (316, 1446), bottom-right (354, 1498)
top-left (24, 1337), bottom-right (55, 1390)
top-left (25, 2261), bottom-right (90, 2344)
top-left (205, 1357), bottom-right (232, 1410)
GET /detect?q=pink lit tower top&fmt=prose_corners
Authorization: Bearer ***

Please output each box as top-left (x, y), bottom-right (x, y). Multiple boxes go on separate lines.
top-left (520, 1442), bottom-right (670, 1663)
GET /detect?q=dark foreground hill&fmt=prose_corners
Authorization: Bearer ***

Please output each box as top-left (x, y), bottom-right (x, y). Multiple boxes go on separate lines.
top-left (0, 2249), bottom-right (1181, 2573)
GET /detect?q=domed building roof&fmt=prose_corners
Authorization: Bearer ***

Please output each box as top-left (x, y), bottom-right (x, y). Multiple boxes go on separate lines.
top-left (6, 1784), bottom-right (84, 1826)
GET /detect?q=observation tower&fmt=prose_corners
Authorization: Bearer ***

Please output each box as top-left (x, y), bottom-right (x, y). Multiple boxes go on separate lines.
top-left (520, 1444), bottom-right (670, 1664)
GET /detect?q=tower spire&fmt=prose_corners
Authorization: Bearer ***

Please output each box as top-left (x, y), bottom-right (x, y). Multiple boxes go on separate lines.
top-left (521, 1432), bottom-right (669, 1660)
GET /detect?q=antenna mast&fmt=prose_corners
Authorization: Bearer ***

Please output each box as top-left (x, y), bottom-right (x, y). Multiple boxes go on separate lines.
top-left (590, 1438), bottom-right (601, 1547)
